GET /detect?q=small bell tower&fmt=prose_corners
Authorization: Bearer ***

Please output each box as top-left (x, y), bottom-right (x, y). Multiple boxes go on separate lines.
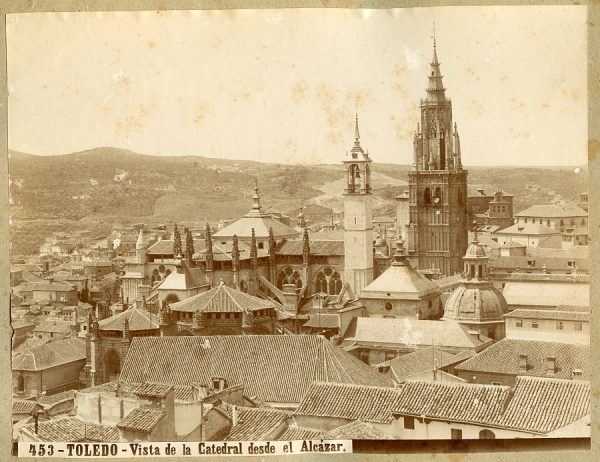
top-left (343, 113), bottom-right (374, 295)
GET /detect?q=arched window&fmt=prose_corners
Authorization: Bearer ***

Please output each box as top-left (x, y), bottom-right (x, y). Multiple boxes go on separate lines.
top-left (17, 375), bottom-right (24, 393)
top-left (560, 219), bottom-right (564, 227)
top-left (240, 280), bottom-right (248, 293)
top-left (164, 293), bottom-right (180, 305)
top-left (151, 269), bottom-right (161, 284)
top-left (276, 266), bottom-right (302, 290)
top-left (423, 188), bottom-right (432, 205)
top-left (104, 350), bottom-right (121, 383)
top-left (165, 269), bottom-right (172, 277)
top-left (314, 267), bottom-right (342, 295)
top-left (479, 430), bottom-right (496, 440)
top-left (348, 164), bottom-right (361, 192)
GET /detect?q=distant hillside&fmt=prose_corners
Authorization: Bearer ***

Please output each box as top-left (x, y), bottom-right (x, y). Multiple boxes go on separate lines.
top-left (9, 147), bottom-right (588, 255)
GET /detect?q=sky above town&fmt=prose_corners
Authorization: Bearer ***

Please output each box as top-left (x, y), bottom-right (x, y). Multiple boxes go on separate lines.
top-left (7, 6), bottom-right (587, 166)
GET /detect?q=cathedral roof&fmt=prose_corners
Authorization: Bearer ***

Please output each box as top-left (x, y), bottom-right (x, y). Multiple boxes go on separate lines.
top-left (168, 282), bottom-right (275, 313)
top-left (214, 186), bottom-right (300, 240)
top-left (360, 264), bottom-right (439, 299)
top-left (155, 266), bottom-right (208, 291)
top-left (443, 283), bottom-right (508, 323)
top-left (276, 239), bottom-right (344, 256)
top-left (98, 305), bottom-right (160, 332)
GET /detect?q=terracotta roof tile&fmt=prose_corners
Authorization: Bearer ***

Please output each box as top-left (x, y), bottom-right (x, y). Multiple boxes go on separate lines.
top-left (323, 420), bottom-right (391, 440)
top-left (33, 319), bottom-right (73, 334)
top-left (504, 309), bottom-right (589, 322)
top-left (276, 426), bottom-right (322, 440)
top-left (12, 338), bottom-right (86, 371)
top-left (117, 408), bottom-right (166, 433)
top-left (455, 339), bottom-right (590, 380)
top-left (169, 283), bottom-right (276, 313)
top-left (294, 382), bottom-right (404, 424)
top-left (515, 204), bottom-right (587, 218)
top-left (495, 377), bottom-right (590, 433)
top-left (98, 306), bottom-right (159, 331)
top-left (131, 383), bottom-right (173, 398)
top-left (386, 347), bottom-right (459, 383)
top-left (22, 417), bottom-right (120, 442)
top-left (37, 390), bottom-right (77, 406)
top-left (394, 381), bottom-right (510, 425)
top-left (119, 336), bottom-right (393, 404)
top-left (303, 314), bottom-right (339, 329)
top-left (13, 399), bottom-right (39, 415)
top-left (277, 239), bottom-right (345, 256)
top-left (213, 405), bottom-right (289, 441)
top-left (156, 267), bottom-right (207, 291)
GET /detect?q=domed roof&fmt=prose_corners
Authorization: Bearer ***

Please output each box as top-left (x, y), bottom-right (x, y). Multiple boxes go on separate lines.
top-left (443, 284), bottom-right (508, 323)
top-left (464, 241), bottom-right (486, 258)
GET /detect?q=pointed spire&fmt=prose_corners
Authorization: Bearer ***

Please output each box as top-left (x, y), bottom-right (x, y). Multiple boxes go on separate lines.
top-left (350, 112), bottom-right (365, 158)
top-left (454, 123), bottom-right (462, 169)
top-left (268, 228), bottom-right (276, 257)
top-left (303, 228), bottom-right (310, 266)
top-left (173, 224), bottom-right (182, 258)
top-left (252, 180), bottom-right (261, 211)
top-left (297, 207), bottom-right (307, 229)
top-left (426, 32), bottom-right (446, 99)
top-left (205, 223), bottom-right (213, 272)
top-left (122, 318), bottom-right (130, 341)
top-left (136, 229), bottom-right (145, 250)
top-left (232, 234), bottom-right (240, 271)
top-left (250, 228), bottom-right (258, 269)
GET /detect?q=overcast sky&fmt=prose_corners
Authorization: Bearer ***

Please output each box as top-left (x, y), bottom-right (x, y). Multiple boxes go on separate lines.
top-left (7, 6), bottom-right (587, 166)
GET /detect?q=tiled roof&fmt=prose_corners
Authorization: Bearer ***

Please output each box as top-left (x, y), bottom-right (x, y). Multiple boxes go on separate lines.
top-left (515, 203), bottom-right (587, 218)
top-left (323, 420), bottom-right (391, 440)
top-left (276, 239), bottom-right (345, 256)
top-left (214, 213), bottom-right (299, 240)
top-left (493, 223), bottom-right (560, 236)
top-left (117, 407), bottom-right (166, 433)
top-left (30, 282), bottom-right (76, 292)
top-left (37, 390), bottom-right (77, 406)
top-left (361, 264), bottom-right (439, 297)
top-left (488, 255), bottom-right (589, 272)
top-left (33, 319), bottom-right (73, 334)
top-left (147, 239), bottom-right (205, 256)
top-left (22, 417), bottom-right (120, 442)
top-left (276, 426), bottom-right (322, 440)
top-left (119, 336), bottom-right (393, 404)
top-left (555, 304), bottom-right (589, 312)
top-left (343, 318), bottom-right (492, 350)
top-left (13, 399), bottom-right (39, 415)
top-left (386, 347), bottom-right (459, 383)
top-left (84, 260), bottom-right (113, 267)
top-left (213, 404), bottom-right (289, 441)
top-left (493, 272), bottom-right (589, 283)
top-left (12, 338), bottom-right (86, 371)
top-left (455, 339), bottom-right (590, 380)
top-left (169, 283), bottom-right (275, 313)
top-left (98, 306), bottom-right (159, 331)
top-left (156, 267), bottom-right (207, 291)
top-left (193, 241), bottom-right (268, 262)
top-left (131, 383), bottom-right (173, 398)
top-left (303, 314), bottom-right (339, 329)
top-left (294, 382), bottom-right (404, 424)
top-left (393, 381), bottom-right (510, 425)
top-left (494, 376), bottom-right (590, 434)
top-left (404, 369), bottom-right (467, 383)
top-left (502, 280), bottom-right (589, 308)
top-left (504, 309), bottom-right (589, 322)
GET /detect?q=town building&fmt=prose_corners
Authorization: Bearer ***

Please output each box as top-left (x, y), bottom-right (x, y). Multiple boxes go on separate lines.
top-left (342, 316), bottom-right (492, 366)
top-left (503, 306), bottom-right (589, 344)
top-left (454, 338), bottom-right (590, 386)
top-left (468, 188), bottom-right (514, 229)
top-left (405, 40), bottom-right (468, 276)
top-left (12, 338), bottom-right (86, 397)
top-left (492, 222), bottom-right (563, 249)
top-left (500, 273), bottom-right (589, 310)
top-left (514, 202), bottom-right (588, 247)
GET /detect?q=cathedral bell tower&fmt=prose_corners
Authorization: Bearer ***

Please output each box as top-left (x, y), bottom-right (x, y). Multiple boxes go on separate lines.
top-left (343, 113), bottom-right (374, 294)
top-left (406, 37), bottom-right (469, 276)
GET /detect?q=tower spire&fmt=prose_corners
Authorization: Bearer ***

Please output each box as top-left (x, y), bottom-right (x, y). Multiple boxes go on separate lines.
top-left (350, 112), bottom-right (365, 159)
top-left (427, 30), bottom-right (446, 99)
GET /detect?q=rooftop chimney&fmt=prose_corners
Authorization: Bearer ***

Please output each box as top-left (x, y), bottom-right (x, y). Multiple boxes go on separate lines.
top-left (518, 354), bottom-right (528, 372)
top-left (232, 405), bottom-right (238, 427)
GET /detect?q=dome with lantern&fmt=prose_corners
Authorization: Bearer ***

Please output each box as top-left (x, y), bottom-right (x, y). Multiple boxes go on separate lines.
top-left (442, 231), bottom-right (508, 340)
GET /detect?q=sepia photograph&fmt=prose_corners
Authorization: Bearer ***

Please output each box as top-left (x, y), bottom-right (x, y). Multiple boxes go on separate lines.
top-left (5, 4), bottom-right (592, 457)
